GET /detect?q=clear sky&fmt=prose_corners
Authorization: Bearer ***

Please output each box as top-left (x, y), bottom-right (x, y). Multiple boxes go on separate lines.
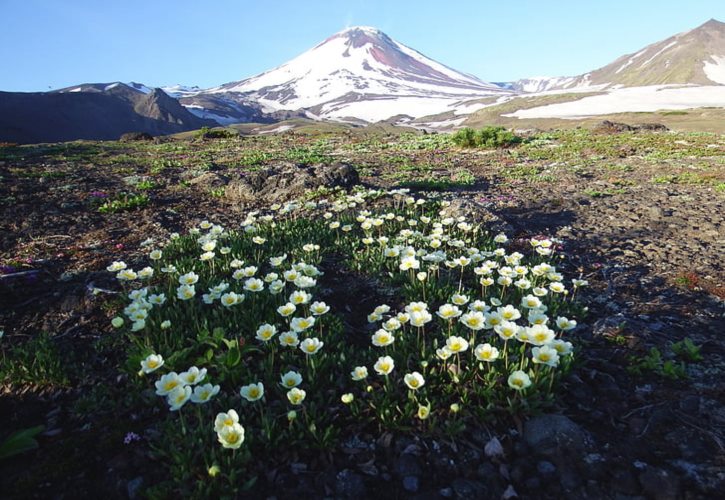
top-left (1, 0), bottom-right (722, 92)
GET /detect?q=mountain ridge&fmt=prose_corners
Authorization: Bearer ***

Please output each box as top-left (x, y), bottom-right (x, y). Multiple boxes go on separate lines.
top-left (506, 18), bottom-right (725, 92)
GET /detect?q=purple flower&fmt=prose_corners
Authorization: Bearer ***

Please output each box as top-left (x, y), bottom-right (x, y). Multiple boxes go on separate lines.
top-left (123, 432), bottom-right (141, 445)
top-left (89, 191), bottom-right (109, 198)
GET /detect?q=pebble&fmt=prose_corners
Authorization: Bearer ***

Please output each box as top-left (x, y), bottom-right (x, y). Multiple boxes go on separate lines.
top-left (402, 475), bottom-right (420, 493)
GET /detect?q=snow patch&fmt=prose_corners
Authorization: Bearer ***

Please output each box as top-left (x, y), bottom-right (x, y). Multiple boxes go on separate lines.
top-left (703, 55), bottom-right (725, 84)
top-left (258, 125), bottom-right (293, 135)
top-left (505, 85), bottom-right (725, 119)
top-left (615, 49), bottom-right (648, 74)
top-left (639, 41), bottom-right (677, 68)
top-left (185, 106), bottom-right (236, 125)
top-left (127, 82), bottom-right (152, 94)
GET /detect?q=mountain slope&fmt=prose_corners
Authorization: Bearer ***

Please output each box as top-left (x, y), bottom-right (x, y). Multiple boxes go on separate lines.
top-left (508, 18), bottom-right (725, 92)
top-left (0, 83), bottom-right (215, 143)
top-left (183, 26), bottom-right (507, 123)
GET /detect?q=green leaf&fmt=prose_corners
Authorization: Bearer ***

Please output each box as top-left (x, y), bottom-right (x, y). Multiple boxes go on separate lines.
top-left (0, 425), bottom-right (45, 460)
top-left (225, 348), bottom-right (241, 368)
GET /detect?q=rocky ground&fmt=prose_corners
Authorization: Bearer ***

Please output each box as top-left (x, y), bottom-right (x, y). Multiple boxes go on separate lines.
top-left (0, 127), bottom-right (723, 499)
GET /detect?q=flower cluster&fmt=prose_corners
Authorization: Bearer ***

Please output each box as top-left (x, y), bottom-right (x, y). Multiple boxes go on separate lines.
top-left (111, 186), bottom-right (586, 477)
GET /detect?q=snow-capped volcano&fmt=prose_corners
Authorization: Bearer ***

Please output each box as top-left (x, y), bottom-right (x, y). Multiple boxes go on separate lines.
top-left (183, 26), bottom-right (506, 123)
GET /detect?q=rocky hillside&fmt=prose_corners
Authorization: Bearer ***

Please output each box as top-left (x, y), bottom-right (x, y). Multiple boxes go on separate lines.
top-left (0, 83), bottom-right (215, 144)
top-left (508, 18), bottom-right (725, 91)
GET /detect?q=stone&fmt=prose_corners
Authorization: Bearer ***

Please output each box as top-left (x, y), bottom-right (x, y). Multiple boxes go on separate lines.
top-left (451, 478), bottom-right (487, 499)
top-left (484, 436), bottom-right (505, 459)
top-left (226, 162), bottom-right (359, 204)
top-left (537, 460), bottom-right (557, 478)
top-left (335, 469), bottom-right (366, 498)
top-left (523, 415), bottom-right (587, 459)
top-left (120, 132), bottom-right (153, 142)
top-left (395, 453), bottom-right (423, 477)
top-left (638, 467), bottom-right (681, 500)
top-left (126, 476), bottom-right (143, 500)
top-left (402, 475), bottom-right (420, 493)
top-left (611, 468), bottom-right (640, 495)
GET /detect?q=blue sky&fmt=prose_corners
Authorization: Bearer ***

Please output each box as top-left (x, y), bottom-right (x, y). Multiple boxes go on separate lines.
top-left (0, 0), bottom-right (722, 91)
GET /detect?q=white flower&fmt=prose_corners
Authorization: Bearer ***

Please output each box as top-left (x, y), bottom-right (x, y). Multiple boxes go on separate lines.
top-left (310, 301), bottom-right (330, 315)
top-left (403, 372), bottom-right (425, 390)
top-left (294, 276), bottom-right (316, 288)
top-left (217, 423), bottom-right (245, 449)
top-left (278, 330), bottom-right (299, 347)
top-left (494, 233), bottom-right (508, 244)
top-left (107, 261), bottom-right (127, 272)
top-left (138, 267), bottom-right (154, 279)
top-left (399, 256), bottom-right (420, 271)
top-left (532, 345), bottom-right (560, 367)
top-left (436, 304), bottom-right (462, 320)
top-left (521, 295), bottom-right (542, 309)
top-left (508, 370), bottom-right (531, 390)
top-left (277, 303), bottom-right (297, 317)
top-left (550, 339), bottom-right (574, 356)
top-left (280, 370), bottom-right (303, 388)
top-left (494, 321), bottom-right (519, 341)
top-left (155, 373), bottom-right (181, 395)
top-left (148, 293), bottom-right (166, 305)
top-left (436, 346), bottom-right (453, 360)
top-left (555, 316), bottom-right (577, 331)
top-left (117, 269), bottom-right (137, 281)
top-left (351, 366), bottom-right (368, 381)
top-left (460, 311), bottom-right (485, 331)
top-left (177, 284), bottom-right (196, 300)
top-left (244, 278), bottom-right (264, 292)
top-left (179, 366), bottom-right (207, 386)
top-left (255, 323), bottom-right (277, 342)
top-left (497, 305), bottom-right (521, 321)
top-left (526, 324), bottom-right (556, 346)
top-left (240, 382), bottom-right (265, 402)
top-left (446, 336), bottom-right (469, 353)
top-left (299, 337), bottom-right (324, 355)
top-left (286, 387), bottom-right (306, 405)
top-left (371, 329), bottom-right (395, 347)
top-left (289, 290), bottom-right (311, 305)
top-left (374, 355), bottom-right (395, 375)
top-left (451, 293), bottom-right (469, 306)
top-left (214, 410), bottom-right (239, 433)
top-left (409, 310), bottom-right (433, 328)
top-left (474, 343), bottom-right (499, 362)
top-left (191, 383), bottom-right (220, 404)
top-left (290, 316), bottom-right (315, 333)
top-left (140, 354), bottom-right (164, 374)
top-left (179, 272), bottom-right (199, 285)
top-left (220, 292), bottom-right (243, 307)
top-left (167, 385), bottom-right (192, 411)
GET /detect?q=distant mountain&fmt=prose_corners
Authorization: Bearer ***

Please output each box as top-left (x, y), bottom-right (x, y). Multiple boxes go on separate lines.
top-left (182, 26), bottom-right (507, 123)
top-left (0, 83), bottom-right (215, 144)
top-left (507, 18), bottom-right (725, 92)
